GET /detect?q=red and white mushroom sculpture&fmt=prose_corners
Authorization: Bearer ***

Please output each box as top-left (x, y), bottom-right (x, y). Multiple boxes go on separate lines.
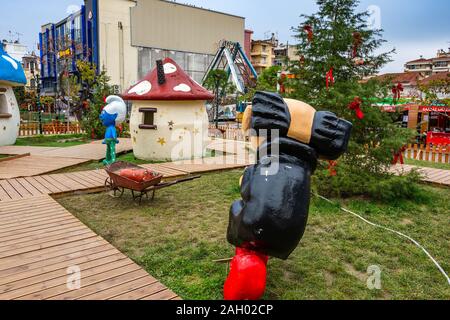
top-left (122, 58), bottom-right (214, 161)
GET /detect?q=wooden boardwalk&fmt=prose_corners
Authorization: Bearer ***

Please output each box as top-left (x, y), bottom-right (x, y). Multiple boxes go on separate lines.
top-left (0, 139), bottom-right (133, 180)
top-left (0, 195), bottom-right (178, 300)
top-left (0, 156), bottom-right (88, 180)
top-left (391, 164), bottom-right (450, 187)
top-left (0, 156), bottom-right (251, 202)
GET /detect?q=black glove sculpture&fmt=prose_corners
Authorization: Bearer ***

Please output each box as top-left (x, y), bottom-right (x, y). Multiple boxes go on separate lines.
top-left (227, 137), bottom-right (318, 260)
top-left (250, 91), bottom-right (353, 160)
top-left (224, 92), bottom-right (352, 300)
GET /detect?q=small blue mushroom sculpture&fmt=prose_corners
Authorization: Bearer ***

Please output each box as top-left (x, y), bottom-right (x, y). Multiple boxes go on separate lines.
top-left (0, 45), bottom-right (27, 146)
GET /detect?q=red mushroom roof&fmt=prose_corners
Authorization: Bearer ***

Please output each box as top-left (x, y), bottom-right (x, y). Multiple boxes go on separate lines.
top-left (122, 58), bottom-right (214, 101)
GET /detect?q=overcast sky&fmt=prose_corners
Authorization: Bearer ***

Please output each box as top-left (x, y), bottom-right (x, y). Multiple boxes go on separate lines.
top-left (1, 0), bottom-right (449, 73)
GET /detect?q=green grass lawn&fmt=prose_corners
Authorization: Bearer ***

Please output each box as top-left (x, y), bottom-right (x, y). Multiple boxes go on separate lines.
top-left (15, 134), bottom-right (90, 148)
top-left (58, 170), bottom-right (450, 300)
top-left (405, 159), bottom-right (450, 171)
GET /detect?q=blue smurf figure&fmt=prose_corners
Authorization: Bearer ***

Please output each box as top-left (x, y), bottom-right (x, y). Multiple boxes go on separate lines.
top-left (100, 95), bottom-right (127, 165)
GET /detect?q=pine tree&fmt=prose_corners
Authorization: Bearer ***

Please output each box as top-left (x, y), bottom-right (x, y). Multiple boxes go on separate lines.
top-left (287, 0), bottom-right (418, 200)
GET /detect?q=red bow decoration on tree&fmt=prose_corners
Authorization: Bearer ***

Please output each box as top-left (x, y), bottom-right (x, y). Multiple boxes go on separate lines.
top-left (299, 55), bottom-right (305, 66)
top-left (278, 74), bottom-right (287, 94)
top-left (326, 68), bottom-right (334, 89)
top-left (392, 83), bottom-right (404, 105)
top-left (391, 146), bottom-right (407, 165)
top-left (327, 160), bottom-right (338, 177)
top-left (303, 25), bottom-right (313, 43)
top-left (348, 97), bottom-right (364, 120)
top-left (352, 32), bottom-right (362, 58)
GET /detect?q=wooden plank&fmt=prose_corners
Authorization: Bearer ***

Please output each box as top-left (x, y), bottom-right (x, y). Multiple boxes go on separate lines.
top-left (0, 238), bottom-right (107, 272)
top-left (39, 175), bottom-right (72, 193)
top-left (0, 232), bottom-right (97, 260)
top-left (0, 248), bottom-right (119, 287)
top-left (32, 176), bottom-right (61, 194)
top-left (0, 221), bottom-right (82, 243)
top-left (0, 215), bottom-right (77, 234)
top-left (0, 225), bottom-right (88, 249)
top-left (12, 262), bottom-right (139, 300)
top-left (0, 184), bottom-right (12, 202)
top-left (0, 180), bottom-right (22, 200)
top-left (0, 253), bottom-right (127, 296)
top-left (7, 179), bottom-right (33, 198)
top-left (73, 171), bottom-right (107, 185)
top-left (23, 177), bottom-right (51, 194)
top-left (50, 270), bottom-right (152, 300)
top-left (111, 282), bottom-right (168, 300)
top-left (140, 288), bottom-right (179, 300)
top-left (15, 178), bottom-right (44, 197)
top-left (60, 174), bottom-right (94, 189)
top-left (76, 274), bottom-right (157, 300)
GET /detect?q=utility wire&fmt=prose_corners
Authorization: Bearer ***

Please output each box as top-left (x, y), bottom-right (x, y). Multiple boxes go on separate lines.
top-left (312, 192), bottom-right (450, 286)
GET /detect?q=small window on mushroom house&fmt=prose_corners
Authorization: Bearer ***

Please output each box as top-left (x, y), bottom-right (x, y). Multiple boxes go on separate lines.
top-left (0, 89), bottom-right (11, 118)
top-left (139, 108), bottom-right (157, 130)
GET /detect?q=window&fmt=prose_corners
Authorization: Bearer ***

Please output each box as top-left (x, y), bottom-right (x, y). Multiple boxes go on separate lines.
top-left (262, 45), bottom-right (267, 53)
top-left (0, 90), bottom-right (11, 118)
top-left (139, 108), bottom-right (157, 130)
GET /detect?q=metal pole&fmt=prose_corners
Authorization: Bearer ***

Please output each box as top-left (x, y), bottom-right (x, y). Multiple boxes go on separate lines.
top-left (36, 75), bottom-right (43, 134)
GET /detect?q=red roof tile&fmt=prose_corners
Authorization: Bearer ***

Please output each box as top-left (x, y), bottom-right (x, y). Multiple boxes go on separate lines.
top-left (373, 72), bottom-right (424, 85)
top-left (406, 58), bottom-right (431, 64)
top-left (122, 58), bottom-right (214, 101)
top-left (419, 72), bottom-right (450, 85)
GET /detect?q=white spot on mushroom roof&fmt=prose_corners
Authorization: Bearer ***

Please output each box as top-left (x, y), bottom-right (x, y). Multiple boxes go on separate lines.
top-left (173, 84), bottom-right (191, 93)
top-left (2, 55), bottom-right (18, 70)
top-left (128, 80), bottom-right (152, 95)
top-left (163, 63), bottom-right (177, 74)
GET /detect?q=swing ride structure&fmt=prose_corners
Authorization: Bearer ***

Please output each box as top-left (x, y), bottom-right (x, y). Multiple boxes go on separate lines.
top-left (202, 40), bottom-right (258, 123)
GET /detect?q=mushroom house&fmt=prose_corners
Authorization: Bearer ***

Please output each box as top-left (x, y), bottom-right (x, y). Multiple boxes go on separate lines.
top-left (0, 45), bottom-right (26, 146)
top-left (122, 58), bottom-right (214, 161)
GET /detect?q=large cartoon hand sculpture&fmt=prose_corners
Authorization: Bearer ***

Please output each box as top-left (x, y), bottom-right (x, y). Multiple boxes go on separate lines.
top-left (100, 95), bottom-right (127, 166)
top-left (224, 92), bottom-right (352, 300)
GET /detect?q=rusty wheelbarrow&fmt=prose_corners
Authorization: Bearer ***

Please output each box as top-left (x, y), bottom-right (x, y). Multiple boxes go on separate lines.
top-left (104, 161), bottom-right (200, 204)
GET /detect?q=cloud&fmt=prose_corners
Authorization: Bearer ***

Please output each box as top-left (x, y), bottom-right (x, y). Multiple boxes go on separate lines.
top-left (378, 40), bottom-right (448, 74)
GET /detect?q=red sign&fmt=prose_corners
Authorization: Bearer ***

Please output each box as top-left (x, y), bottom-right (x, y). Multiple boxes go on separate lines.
top-left (427, 132), bottom-right (450, 145)
top-left (420, 106), bottom-right (450, 113)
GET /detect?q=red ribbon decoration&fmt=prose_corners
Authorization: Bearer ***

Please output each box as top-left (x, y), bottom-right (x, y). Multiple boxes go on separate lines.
top-left (278, 74), bottom-right (287, 94)
top-left (352, 32), bottom-right (362, 58)
top-left (392, 83), bottom-right (404, 105)
top-left (392, 146), bottom-right (407, 165)
top-left (348, 97), bottom-right (364, 120)
top-left (327, 161), bottom-right (338, 177)
top-left (303, 25), bottom-right (313, 42)
top-left (326, 68), bottom-right (334, 89)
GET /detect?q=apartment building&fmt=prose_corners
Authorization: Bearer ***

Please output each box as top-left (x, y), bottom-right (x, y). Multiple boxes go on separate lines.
top-left (405, 49), bottom-right (450, 75)
top-left (274, 43), bottom-right (299, 69)
top-left (251, 39), bottom-right (276, 74)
